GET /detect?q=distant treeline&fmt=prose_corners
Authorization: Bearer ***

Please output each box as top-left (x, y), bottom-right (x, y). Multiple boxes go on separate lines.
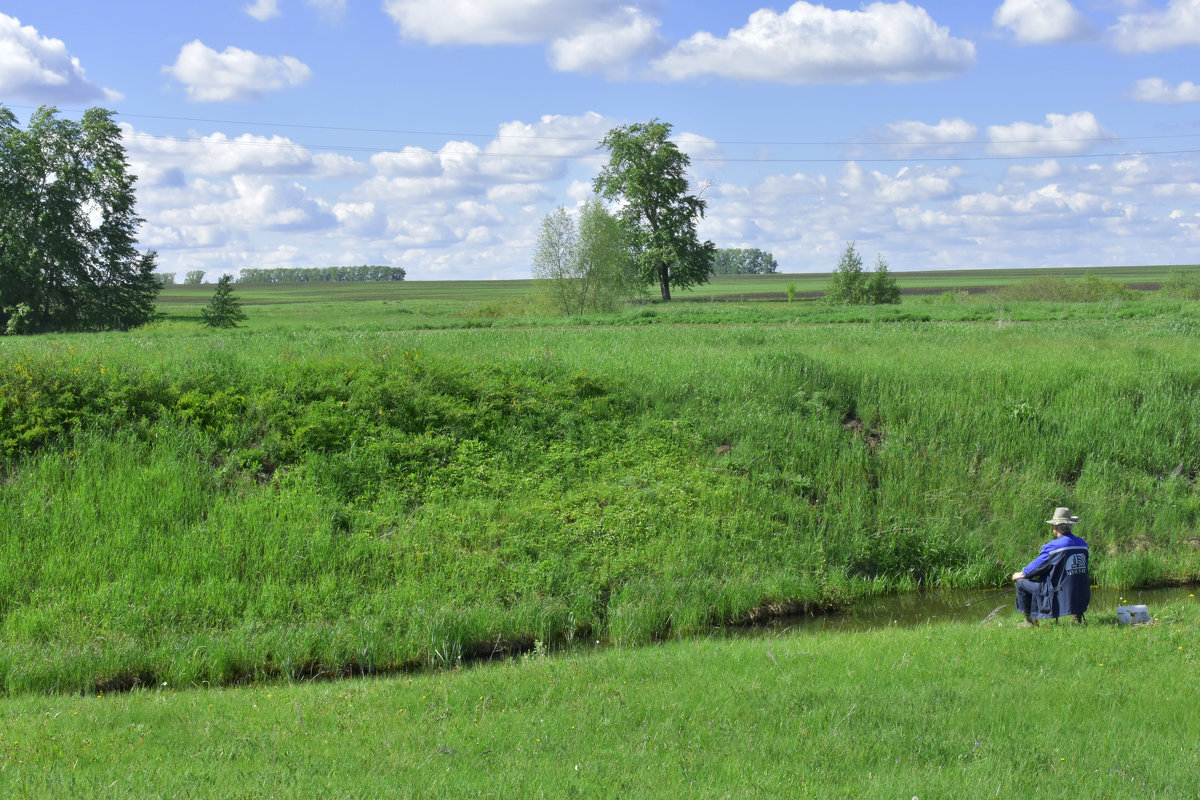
top-left (711, 248), bottom-right (778, 275)
top-left (237, 266), bottom-right (406, 283)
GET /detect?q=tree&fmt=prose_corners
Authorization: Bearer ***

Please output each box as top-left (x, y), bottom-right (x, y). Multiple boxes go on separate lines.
top-left (594, 119), bottom-right (715, 301)
top-left (825, 242), bottom-right (868, 305)
top-left (200, 275), bottom-right (247, 328)
top-left (532, 206), bottom-right (579, 314)
top-left (532, 199), bottom-right (636, 315)
top-left (184, 270), bottom-right (205, 285)
top-left (0, 104), bottom-right (160, 333)
top-left (866, 255), bottom-right (901, 305)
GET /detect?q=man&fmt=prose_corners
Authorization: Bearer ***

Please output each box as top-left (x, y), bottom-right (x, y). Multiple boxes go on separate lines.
top-left (1012, 507), bottom-right (1090, 625)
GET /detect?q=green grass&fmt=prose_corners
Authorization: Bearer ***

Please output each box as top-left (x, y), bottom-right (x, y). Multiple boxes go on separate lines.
top-left (5, 275), bottom-right (1200, 795)
top-left (3, 297), bottom-right (1200, 694)
top-left (3, 602), bottom-right (1198, 798)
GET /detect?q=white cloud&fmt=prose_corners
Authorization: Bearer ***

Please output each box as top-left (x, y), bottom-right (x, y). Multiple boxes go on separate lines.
top-left (0, 13), bottom-right (120, 101)
top-left (382, 0), bottom-right (626, 45)
top-left (487, 183), bottom-right (554, 204)
top-left (840, 163), bottom-right (964, 203)
top-left (548, 7), bottom-right (662, 75)
top-left (1112, 0), bottom-right (1200, 53)
top-left (332, 201), bottom-right (389, 237)
top-left (670, 131), bottom-right (721, 161)
top-left (370, 147), bottom-right (442, 177)
top-left (384, 0), bottom-right (659, 74)
top-left (245, 0), bottom-right (281, 21)
top-left (122, 125), bottom-right (367, 178)
top-left (1004, 159), bottom-right (1064, 182)
top-left (651, 1), bottom-right (976, 84)
top-left (986, 111), bottom-right (1114, 157)
top-left (1130, 76), bottom-right (1200, 103)
top-left (955, 184), bottom-right (1114, 217)
top-left (160, 175), bottom-right (336, 232)
top-left (993, 0), bottom-right (1092, 44)
top-left (887, 117), bottom-right (978, 144)
top-left (164, 40), bottom-right (312, 102)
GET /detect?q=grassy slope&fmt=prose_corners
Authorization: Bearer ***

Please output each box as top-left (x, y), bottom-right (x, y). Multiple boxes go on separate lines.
top-left (3, 290), bottom-right (1200, 693)
top-left (4, 603), bottom-right (1198, 798)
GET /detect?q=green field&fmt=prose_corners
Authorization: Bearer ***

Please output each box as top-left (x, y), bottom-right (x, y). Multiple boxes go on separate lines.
top-left (3, 269), bottom-right (1200, 795)
top-left (158, 263), bottom-right (1200, 309)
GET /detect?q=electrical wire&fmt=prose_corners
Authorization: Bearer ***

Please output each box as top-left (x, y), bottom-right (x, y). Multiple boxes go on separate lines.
top-left (9, 102), bottom-right (1200, 149)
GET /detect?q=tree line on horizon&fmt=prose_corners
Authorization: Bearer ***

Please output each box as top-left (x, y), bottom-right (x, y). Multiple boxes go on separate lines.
top-left (166, 266), bottom-right (408, 285)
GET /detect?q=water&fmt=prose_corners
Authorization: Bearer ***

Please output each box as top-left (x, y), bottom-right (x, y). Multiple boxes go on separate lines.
top-left (752, 585), bottom-right (1197, 635)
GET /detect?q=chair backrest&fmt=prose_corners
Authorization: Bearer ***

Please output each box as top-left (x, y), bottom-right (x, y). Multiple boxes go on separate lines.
top-left (1046, 545), bottom-right (1090, 616)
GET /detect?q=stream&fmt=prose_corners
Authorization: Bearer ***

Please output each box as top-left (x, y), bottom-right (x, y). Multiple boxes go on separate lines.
top-left (753, 585), bottom-right (1197, 635)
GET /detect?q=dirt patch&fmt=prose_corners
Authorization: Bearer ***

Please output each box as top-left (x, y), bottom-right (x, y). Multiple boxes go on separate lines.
top-left (842, 415), bottom-right (885, 450)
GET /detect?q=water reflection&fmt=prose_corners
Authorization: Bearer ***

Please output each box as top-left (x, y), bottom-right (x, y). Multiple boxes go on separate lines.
top-left (756, 585), bottom-right (1197, 635)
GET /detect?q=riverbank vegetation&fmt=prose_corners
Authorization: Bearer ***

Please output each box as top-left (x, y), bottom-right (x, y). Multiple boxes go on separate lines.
top-left (2, 283), bottom-right (1200, 694)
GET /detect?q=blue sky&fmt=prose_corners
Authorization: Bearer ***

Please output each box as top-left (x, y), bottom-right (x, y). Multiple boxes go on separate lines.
top-left (3, 1), bottom-right (1200, 279)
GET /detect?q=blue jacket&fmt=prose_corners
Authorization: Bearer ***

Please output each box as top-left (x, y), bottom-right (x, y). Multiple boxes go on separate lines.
top-left (1023, 533), bottom-right (1090, 618)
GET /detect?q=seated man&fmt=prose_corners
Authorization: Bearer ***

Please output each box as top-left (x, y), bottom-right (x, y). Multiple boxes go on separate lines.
top-left (1011, 507), bottom-right (1090, 625)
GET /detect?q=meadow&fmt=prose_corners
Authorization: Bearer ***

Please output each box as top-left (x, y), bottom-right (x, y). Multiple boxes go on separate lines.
top-left (3, 602), bottom-right (1198, 797)
top-left (2, 267), bottom-right (1199, 696)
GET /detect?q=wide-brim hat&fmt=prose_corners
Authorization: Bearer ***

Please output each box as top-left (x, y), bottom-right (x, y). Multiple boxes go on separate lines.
top-left (1046, 507), bottom-right (1079, 526)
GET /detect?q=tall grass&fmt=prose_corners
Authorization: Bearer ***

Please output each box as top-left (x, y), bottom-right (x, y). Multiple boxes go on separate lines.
top-left (2, 310), bottom-right (1199, 693)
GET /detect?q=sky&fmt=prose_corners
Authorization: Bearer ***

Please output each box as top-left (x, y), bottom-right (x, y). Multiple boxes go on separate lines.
top-left (2, 0), bottom-right (1200, 280)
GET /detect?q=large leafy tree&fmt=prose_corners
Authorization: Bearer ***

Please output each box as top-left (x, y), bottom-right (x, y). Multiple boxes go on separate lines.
top-left (594, 119), bottom-right (715, 302)
top-left (0, 104), bottom-right (159, 334)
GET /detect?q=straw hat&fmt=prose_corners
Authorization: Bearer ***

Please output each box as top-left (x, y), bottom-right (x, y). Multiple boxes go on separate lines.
top-left (1046, 507), bottom-right (1080, 526)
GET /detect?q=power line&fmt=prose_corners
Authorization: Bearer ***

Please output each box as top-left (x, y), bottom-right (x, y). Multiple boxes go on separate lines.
top-left (9, 102), bottom-right (1200, 148)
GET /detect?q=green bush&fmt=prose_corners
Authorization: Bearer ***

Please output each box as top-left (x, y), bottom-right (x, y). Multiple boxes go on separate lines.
top-left (991, 275), bottom-right (1137, 302)
top-left (1161, 270), bottom-right (1200, 300)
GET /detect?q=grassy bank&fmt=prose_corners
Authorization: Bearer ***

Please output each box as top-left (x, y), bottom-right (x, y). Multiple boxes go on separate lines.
top-left (3, 602), bottom-right (1198, 798)
top-left (3, 300), bottom-right (1200, 693)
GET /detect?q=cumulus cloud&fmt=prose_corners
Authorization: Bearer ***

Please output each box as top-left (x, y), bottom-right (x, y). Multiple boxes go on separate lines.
top-left (548, 7), bottom-right (662, 75)
top-left (160, 175), bottom-right (336, 232)
top-left (651, 1), bottom-right (976, 84)
top-left (1004, 159), bottom-right (1064, 183)
top-left (487, 183), bottom-right (554, 204)
top-left (840, 163), bottom-right (964, 204)
top-left (164, 40), bottom-right (312, 102)
top-left (993, 0), bottom-right (1093, 44)
top-left (383, 0), bottom-right (659, 74)
top-left (986, 111), bottom-right (1114, 157)
top-left (0, 13), bottom-right (120, 101)
top-left (1112, 0), bottom-right (1200, 53)
top-left (886, 117), bottom-right (978, 144)
top-left (383, 0), bottom-right (624, 44)
top-left (1130, 76), bottom-right (1200, 103)
top-left (245, 0), bottom-right (281, 21)
top-left (122, 125), bottom-right (366, 178)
